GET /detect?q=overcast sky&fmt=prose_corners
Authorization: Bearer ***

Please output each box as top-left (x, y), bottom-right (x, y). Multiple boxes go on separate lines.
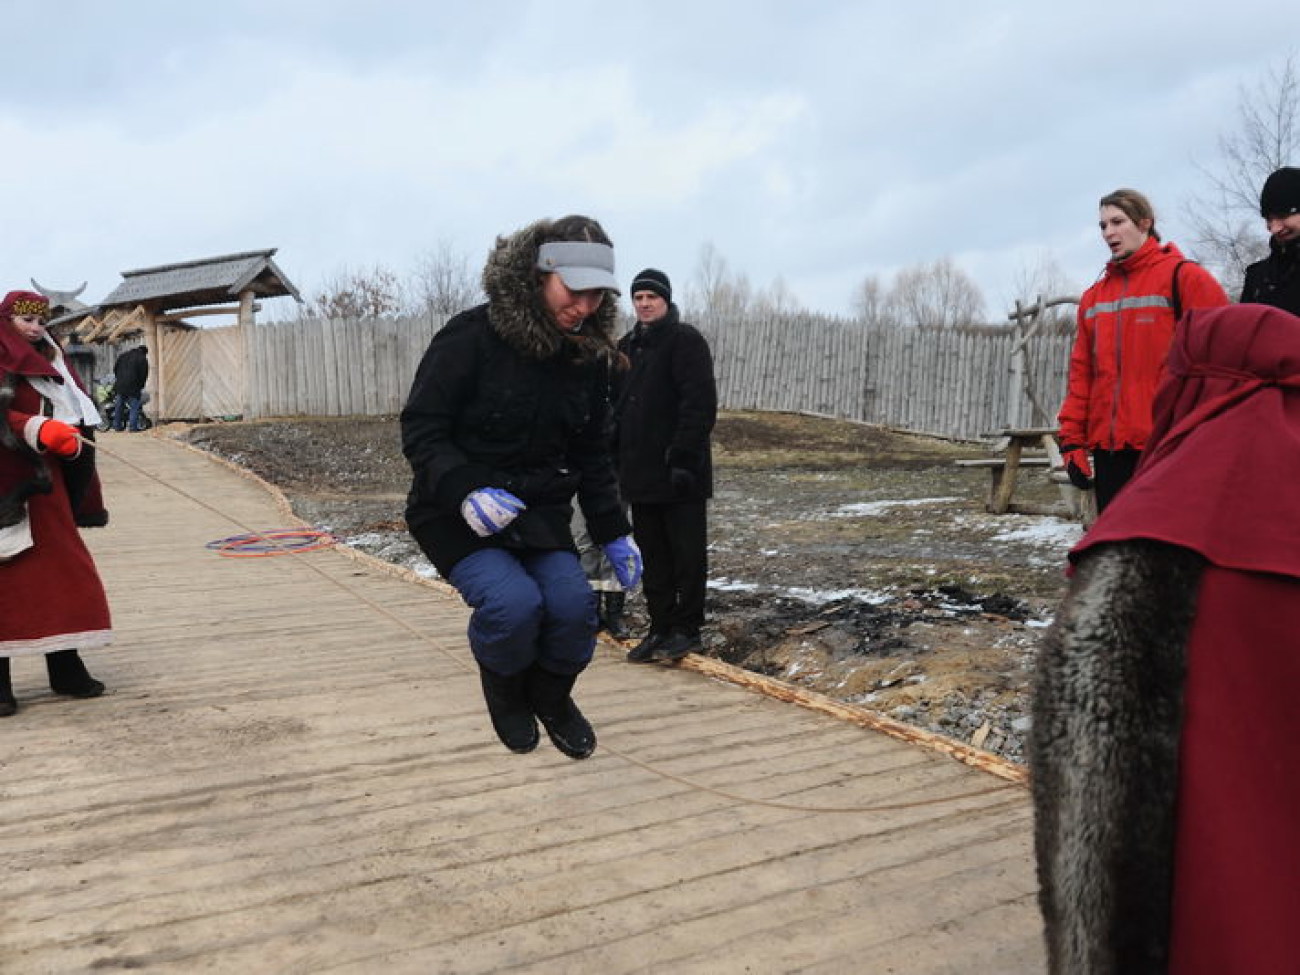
top-left (4, 1), bottom-right (1298, 321)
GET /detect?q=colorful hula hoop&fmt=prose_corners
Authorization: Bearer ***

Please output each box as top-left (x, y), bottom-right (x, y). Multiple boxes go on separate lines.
top-left (205, 528), bottom-right (339, 558)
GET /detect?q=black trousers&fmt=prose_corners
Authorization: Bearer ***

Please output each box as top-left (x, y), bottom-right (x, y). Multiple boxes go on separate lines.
top-left (1093, 448), bottom-right (1142, 513)
top-left (630, 500), bottom-right (708, 636)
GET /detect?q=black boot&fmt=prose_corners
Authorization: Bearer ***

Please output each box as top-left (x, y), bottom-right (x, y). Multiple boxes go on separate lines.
top-left (600, 591), bottom-right (631, 640)
top-left (626, 631), bottom-right (665, 663)
top-left (45, 650), bottom-right (106, 699)
top-left (477, 665), bottom-right (539, 754)
top-left (525, 667), bottom-right (596, 760)
top-left (0, 658), bottom-right (15, 717)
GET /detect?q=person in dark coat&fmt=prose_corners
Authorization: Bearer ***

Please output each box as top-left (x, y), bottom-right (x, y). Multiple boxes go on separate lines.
top-left (111, 344), bottom-right (149, 432)
top-left (1, 290), bottom-right (110, 717)
top-left (401, 215), bottom-right (641, 760)
top-left (613, 269), bottom-right (717, 663)
top-left (1241, 166), bottom-right (1300, 315)
top-left (1031, 303), bottom-right (1300, 973)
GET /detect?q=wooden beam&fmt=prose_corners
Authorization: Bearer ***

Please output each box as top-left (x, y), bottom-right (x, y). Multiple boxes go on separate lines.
top-left (238, 289), bottom-right (255, 328)
top-left (105, 305), bottom-right (149, 344)
top-left (673, 653), bottom-right (1030, 785)
top-left (73, 314), bottom-right (105, 342)
top-left (155, 304), bottom-right (259, 323)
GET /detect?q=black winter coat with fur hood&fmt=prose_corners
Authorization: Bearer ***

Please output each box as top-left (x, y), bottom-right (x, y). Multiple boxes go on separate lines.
top-left (401, 221), bottom-right (631, 577)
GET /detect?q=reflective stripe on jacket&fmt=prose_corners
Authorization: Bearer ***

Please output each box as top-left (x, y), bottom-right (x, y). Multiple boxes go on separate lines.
top-left (1057, 236), bottom-right (1229, 451)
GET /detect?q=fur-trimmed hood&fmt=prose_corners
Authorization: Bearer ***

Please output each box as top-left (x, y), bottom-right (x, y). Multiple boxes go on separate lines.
top-left (481, 218), bottom-right (620, 364)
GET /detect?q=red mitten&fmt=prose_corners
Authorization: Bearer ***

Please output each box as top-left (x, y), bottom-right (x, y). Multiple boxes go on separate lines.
top-left (38, 420), bottom-right (81, 457)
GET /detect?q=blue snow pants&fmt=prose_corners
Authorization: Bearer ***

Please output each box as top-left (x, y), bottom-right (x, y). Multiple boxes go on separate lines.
top-left (447, 548), bottom-right (598, 677)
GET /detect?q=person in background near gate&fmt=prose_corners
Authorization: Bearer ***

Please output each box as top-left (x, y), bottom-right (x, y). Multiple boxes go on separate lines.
top-left (1242, 166), bottom-right (1300, 315)
top-left (1032, 303), bottom-right (1300, 973)
top-left (1, 289), bottom-right (110, 717)
top-left (613, 268), bottom-right (717, 664)
top-left (112, 343), bottom-right (148, 432)
top-left (401, 215), bottom-right (641, 760)
top-left (1057, 188), bottom-right (1229, 511)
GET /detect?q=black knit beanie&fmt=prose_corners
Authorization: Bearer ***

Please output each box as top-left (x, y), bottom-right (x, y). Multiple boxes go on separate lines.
top-left (629, 268), bottom-right (671, 302)
top-left (1259, 166), bottom-right (1300, 217)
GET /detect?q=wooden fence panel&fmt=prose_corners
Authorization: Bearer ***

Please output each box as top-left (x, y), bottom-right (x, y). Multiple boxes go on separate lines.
top-left (159, 328), bottom-right (204, 420)
top-left (200, 326), bottom-right (245, 419)
top-left (239, 313), bottom-right (1074, 440)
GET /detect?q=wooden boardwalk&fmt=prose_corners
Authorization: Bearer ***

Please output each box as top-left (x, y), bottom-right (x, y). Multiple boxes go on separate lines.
top-left (1, 432), bottom-right (1046, 974)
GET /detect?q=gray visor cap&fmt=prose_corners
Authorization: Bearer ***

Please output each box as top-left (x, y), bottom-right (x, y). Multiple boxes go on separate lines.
top-left (536, 241), bottom-right (620, 294)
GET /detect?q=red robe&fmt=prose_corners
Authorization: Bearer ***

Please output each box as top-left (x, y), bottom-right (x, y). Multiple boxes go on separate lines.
top-left (1, 326), bottom-right (112, 657)
top-left (1052, 303), bottom-right (1300, 972)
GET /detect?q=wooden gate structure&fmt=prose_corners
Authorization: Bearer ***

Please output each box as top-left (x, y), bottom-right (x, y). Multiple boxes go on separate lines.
top-left (59, 249), bottom-right (300, 422)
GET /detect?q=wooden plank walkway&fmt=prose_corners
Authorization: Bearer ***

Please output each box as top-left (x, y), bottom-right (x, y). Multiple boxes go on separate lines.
top-left (1, 432), bottom-right (1046, 974)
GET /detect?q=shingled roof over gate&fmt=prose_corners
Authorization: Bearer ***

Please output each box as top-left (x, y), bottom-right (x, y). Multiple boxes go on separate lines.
top-left (99, 249), bottom-right (302, 311)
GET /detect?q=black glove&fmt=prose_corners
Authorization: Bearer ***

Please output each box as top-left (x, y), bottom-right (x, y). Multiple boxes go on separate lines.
top-left (1059, 445), bottom-right (1093, 490)
top-left (669, 467), bottom-right (696, 496)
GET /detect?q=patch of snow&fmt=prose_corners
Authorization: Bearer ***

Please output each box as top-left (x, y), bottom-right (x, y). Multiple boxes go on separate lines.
top-left (710, 578), bottom-right (761, 592)
top-left (708, 578), bottom-right (894, 606)
top-left (991, 520), bottom-right (1084, 548)
top-left (832, 496), bottom-right (962, 517)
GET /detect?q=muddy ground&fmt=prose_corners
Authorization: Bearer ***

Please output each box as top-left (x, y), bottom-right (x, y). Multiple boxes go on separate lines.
top-left (180, 412), bottom-right (1081, 763)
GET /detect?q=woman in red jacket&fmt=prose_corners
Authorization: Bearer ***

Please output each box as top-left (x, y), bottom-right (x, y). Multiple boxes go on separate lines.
top-left (1057, 188), bottom-right (1229, 510)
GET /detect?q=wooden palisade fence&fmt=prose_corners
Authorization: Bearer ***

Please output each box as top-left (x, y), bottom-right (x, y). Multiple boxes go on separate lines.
top-left (236, 311), bottom-right (1073, 443)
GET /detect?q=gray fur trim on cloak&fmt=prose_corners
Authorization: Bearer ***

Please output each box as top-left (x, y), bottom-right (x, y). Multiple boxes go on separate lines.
top-left (1030, 539), bottom-right (1204, 974)
top-left (480, 218), bottom-right (619, 364)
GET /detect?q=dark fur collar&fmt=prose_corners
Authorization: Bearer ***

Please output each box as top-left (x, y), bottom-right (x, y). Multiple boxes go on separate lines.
top-left (481, 218), bottom-right (619, 364)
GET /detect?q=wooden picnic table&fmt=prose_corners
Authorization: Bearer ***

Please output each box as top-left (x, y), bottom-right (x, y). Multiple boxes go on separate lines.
top-left (956, 427), bottom-right (1094, 522)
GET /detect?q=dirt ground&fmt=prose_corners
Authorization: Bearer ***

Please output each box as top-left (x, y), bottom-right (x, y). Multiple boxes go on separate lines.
top-left (180, 412), bottom-right (1081, 763)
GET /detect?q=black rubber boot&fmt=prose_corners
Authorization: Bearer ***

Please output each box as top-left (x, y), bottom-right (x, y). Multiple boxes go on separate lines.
top-left (626, 632), bottom-right (665, 663)
top-left (653, 630), bottom-right (702, 662)
top-left (525, 667), bottom-right (596, 760)
top-left (600, 591), bottom-right (631, 640)
top-left (0, 657), bottom-right (16, 717)
top-left (45, 650), bottom-right (106, 699)
top-left (477, 665), bottom-right (539, 754)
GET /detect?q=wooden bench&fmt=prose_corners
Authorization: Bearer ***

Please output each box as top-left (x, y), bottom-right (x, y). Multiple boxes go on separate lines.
top-left (954, 456), bottom-right (1055, 513)
top-left (955, 427), bottom-right (1096, 523)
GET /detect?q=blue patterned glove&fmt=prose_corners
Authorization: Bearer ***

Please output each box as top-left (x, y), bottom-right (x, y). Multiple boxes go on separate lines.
top-left (601, 535), bottom-right (643, 590)
top-left (461, 487), bottom-right (526, 537)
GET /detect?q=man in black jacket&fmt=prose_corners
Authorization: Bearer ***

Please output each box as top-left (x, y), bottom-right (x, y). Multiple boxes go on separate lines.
top-left (111, 344), bottom-right (149, 432)
top-left (1242, 166), bottom-right (1300, 315)
top-left (613, 269), bottom-right (717, 663)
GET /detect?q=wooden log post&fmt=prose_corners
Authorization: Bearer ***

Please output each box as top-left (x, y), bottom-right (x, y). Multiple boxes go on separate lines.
top-left (145, 312), bottom-right (163, 422)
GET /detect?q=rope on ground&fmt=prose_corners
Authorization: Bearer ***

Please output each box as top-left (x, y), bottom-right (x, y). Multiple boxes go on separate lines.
top-left (205, 528), bottom-right (338, 557)
top-left (98, 435), bottom-right (1024, 816)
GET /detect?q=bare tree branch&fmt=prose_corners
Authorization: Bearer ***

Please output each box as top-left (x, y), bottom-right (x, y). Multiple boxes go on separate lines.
top-left (410, 240), bottom-right (482, 317)
top-left (306, 265), bottom-right (405, 320)
top-left (1184, 53), bottom-right (1300, 292)
top-left (885, 257), bottom-right (986, 328)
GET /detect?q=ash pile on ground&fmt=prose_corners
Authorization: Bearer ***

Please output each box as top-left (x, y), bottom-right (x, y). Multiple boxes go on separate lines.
top-left (182, 412), bottom-right (1080, 764)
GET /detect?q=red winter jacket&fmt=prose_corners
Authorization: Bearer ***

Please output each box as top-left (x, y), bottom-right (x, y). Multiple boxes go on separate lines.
top-left (1058, 236), bottom-right (1229, 451)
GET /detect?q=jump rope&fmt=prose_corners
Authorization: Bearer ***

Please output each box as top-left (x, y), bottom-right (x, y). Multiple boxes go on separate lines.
top-left (90, 433), bottom-right (1023, 816)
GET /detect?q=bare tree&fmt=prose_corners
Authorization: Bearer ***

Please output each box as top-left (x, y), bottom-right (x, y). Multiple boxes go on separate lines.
top-left (851, 274), bottom-right (895, 327)
top-left (685, 242), bottom-right (753, 319)
top-left (1007, 252), bottom-right (1080, 333)
top-left (410, 240), bottom-right (481, 317)
top-left (1184, 53), bottom-right (1300, 293)
top-left (306, 265), bottom-right (405, 320)
top-left (886, 257), bottom-right (986, 328)
top-left (751, 276), bottom-right (803, 315)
